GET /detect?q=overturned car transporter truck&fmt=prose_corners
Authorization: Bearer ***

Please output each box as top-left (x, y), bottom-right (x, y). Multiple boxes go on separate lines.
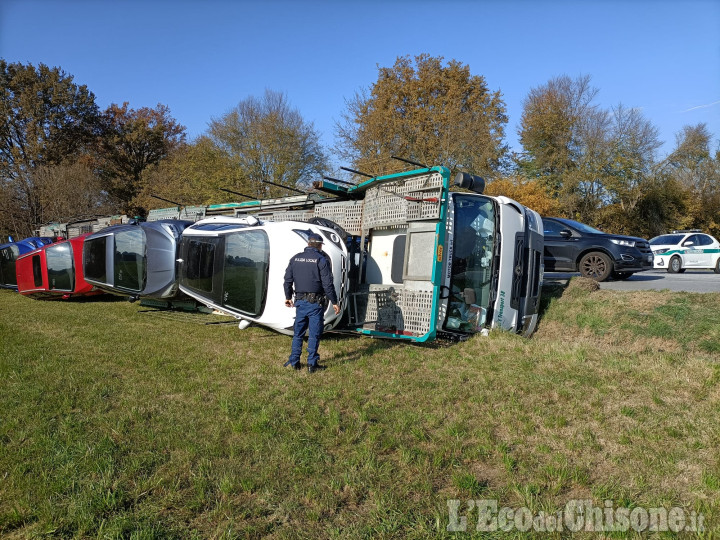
top-left (177, 165), bottom-right (544, 341)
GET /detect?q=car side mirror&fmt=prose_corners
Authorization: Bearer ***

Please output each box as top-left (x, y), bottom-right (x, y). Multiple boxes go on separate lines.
top-left (682, 241), bottom-right (694, 247)
top-left (560, 230), bottom-right (572, 238)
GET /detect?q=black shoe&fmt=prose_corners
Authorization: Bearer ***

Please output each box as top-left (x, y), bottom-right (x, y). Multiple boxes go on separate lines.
top-left (308, 364), bottom-right (326, 373)
top-left (286, 362), bottom-right (301, 370)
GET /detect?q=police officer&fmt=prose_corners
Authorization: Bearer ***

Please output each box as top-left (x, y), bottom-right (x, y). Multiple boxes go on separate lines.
top-left (283, 233), bottom-right (340, 373)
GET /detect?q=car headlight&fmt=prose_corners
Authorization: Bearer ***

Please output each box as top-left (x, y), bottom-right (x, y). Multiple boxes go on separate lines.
top-left (610, 239), bottom-right (635, 247)
top-left (653, 248), bottom-right (669, 255)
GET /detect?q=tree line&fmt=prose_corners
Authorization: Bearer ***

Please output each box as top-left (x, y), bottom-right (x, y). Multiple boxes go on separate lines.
top-left (1, 55), bottom-right (718, 241)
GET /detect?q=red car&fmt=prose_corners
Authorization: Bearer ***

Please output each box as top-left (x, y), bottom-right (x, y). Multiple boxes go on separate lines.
top-left (16, 234), bottom-right (104, 299)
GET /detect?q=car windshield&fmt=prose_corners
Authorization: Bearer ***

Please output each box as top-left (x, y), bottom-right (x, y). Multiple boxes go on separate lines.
top-left (46, 243), bottom-right (74, 291)
top-left (0, 245), bottom-right (20, 286)
top-left (445, 195), bottom-right (496, 333)
top-left (649, 234), bottom-right (684, 246)
top-left (557, 219), bottom-right (605, 235)
top-left (113, 228), bottom-right (146, 292)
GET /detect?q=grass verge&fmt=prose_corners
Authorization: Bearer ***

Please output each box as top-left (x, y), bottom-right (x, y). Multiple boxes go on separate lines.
top-left (1, 281), bottom-right (719, 538)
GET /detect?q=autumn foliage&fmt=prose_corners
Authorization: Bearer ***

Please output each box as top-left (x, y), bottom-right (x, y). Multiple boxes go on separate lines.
top-left (1, 58), bottom-right (719, 241)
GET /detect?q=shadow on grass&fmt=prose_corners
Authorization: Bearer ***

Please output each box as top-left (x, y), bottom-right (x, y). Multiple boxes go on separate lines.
top-left (326, 335), bottom-right (404, 364)
top-left (53, 293), bottom-right (129, 303)
top-left (539, 281), bottom-right (568, 320)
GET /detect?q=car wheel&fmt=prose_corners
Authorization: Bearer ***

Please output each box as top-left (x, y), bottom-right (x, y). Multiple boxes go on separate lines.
top-left (668, 256), bottom-right (682, 273)
top-left (612, 271), bottom-right (634, 280)
top-left (715, 258), bottom-right (720, 274)
top-left (579, 252), bottom-right (612, 281)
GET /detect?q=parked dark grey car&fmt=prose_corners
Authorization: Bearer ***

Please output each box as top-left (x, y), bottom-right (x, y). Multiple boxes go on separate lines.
top-left (542, 218), bottom-right (654, 281)
top-left (82, 219), bottom-right (192, 299)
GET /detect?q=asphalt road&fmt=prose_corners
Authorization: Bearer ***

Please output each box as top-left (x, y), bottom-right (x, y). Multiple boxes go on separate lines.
top-left (544, 269), bottom-right (720, 293)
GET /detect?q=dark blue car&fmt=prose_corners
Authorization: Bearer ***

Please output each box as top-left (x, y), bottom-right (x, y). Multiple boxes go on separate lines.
top-left (0, 237), bottom-right (55, 289)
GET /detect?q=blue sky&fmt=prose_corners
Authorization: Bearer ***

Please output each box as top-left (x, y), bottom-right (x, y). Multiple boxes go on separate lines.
top-left (1, 0), bottom-right (719, 167)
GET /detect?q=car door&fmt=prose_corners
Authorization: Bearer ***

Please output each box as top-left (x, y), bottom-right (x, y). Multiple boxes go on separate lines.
top-left (543, 220), bottom-right (579, 271)
top-left (682, 234), bottom-right (705, 267)
top-left (693, 234), bottom-right (715, 267)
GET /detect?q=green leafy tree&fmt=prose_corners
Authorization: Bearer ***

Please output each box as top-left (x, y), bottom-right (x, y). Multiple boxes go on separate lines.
top-left (659, 124), bottom-right (720, 235)
top-left (99, 102), bottom-right (186, 215)
top-left (631, 176), bottom-right (692, 238)
top-left (207, 90), bottom-right (327, 198)
top-left (336, 54), bottom-right (508, 178)
top-left (0, 60), bottom-right (100, 237)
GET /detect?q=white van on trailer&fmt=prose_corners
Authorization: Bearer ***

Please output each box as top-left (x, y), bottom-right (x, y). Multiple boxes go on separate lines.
top-left (177, 218), bottom-right (348, 335)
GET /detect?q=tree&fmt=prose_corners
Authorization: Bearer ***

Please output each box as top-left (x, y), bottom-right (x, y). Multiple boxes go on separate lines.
top-left (517, 75), bottom-right (662, 228)
top-left (33, 160), bottom-right (114, 224)
top-left (484, 176), bottom-right (562, 217)
top-left (207, 90), bottom-right (327, 199)
top-left (602, 104), bottom-right (661, 213)
top-left (336, 54), bottom-right (508, 178)
top-left (0, 60), bottom-right (100, 237)
top-left (660, 124), bottom-right (720, 236)
top-left (99, 102), bottom-right (186, 214)
top-left (518, 74), bottom-right (603, 217)
top-left (135, 136), bottom-right (243, 211)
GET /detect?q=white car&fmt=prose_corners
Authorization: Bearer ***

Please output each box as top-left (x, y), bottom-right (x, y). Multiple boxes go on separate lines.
top-left (650, 231), bottom-right (720, 273)
top-left (177, 216), bottom-right (348, 335)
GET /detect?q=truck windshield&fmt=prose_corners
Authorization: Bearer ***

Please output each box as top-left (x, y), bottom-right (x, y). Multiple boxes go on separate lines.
top-left (446, 195), bottom-right (496, 333)
top-left (46, 243), bottom-right (74, 291)
top-left (113, 228), bottom-right (146, 292)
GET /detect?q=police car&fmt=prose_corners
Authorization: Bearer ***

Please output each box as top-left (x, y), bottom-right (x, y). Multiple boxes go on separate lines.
top-left (177, 216), bottom-right (348, 335)
top-left (650, 230), bottom-right (720, 273)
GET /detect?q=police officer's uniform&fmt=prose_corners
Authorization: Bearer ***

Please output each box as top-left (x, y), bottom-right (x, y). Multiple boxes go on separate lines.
top-left (283, 234), bottom-right (338, 372)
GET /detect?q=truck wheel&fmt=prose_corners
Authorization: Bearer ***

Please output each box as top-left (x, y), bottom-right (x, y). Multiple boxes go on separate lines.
top-left (579, 252), bottom-right (612, 281)
top-left (668, 256), bottom-right (682, 273)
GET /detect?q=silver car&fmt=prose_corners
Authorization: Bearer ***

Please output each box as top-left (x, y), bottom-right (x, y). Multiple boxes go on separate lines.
top-left (82, 220), bottom-right (192, 299)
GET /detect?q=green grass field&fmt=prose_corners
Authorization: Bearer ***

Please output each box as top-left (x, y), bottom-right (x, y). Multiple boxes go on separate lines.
top-left (1, 281), bottom-right (719, 538)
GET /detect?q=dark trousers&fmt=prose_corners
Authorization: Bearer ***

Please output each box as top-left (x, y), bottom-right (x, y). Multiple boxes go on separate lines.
top-left (288, 300), bottom-right (324, 367)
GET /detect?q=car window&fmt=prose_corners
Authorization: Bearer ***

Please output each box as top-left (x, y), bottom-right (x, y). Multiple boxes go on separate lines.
top-left (649, 234), bottom-right (684, 246)
top-left (32, 255), bottom-right (43, 287)
top-left (222, 230), bottom-right (270, 316)
top-left (696, 235), bottom-right (714, 247)
top-left (84, 236), bottom-right (107, 282)
top-left (684, 234), bottom-right (701, 246)
top-left (184, 238), bottom-right (219, 293)
top-left (543, 220), bottom-right (568, 235)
